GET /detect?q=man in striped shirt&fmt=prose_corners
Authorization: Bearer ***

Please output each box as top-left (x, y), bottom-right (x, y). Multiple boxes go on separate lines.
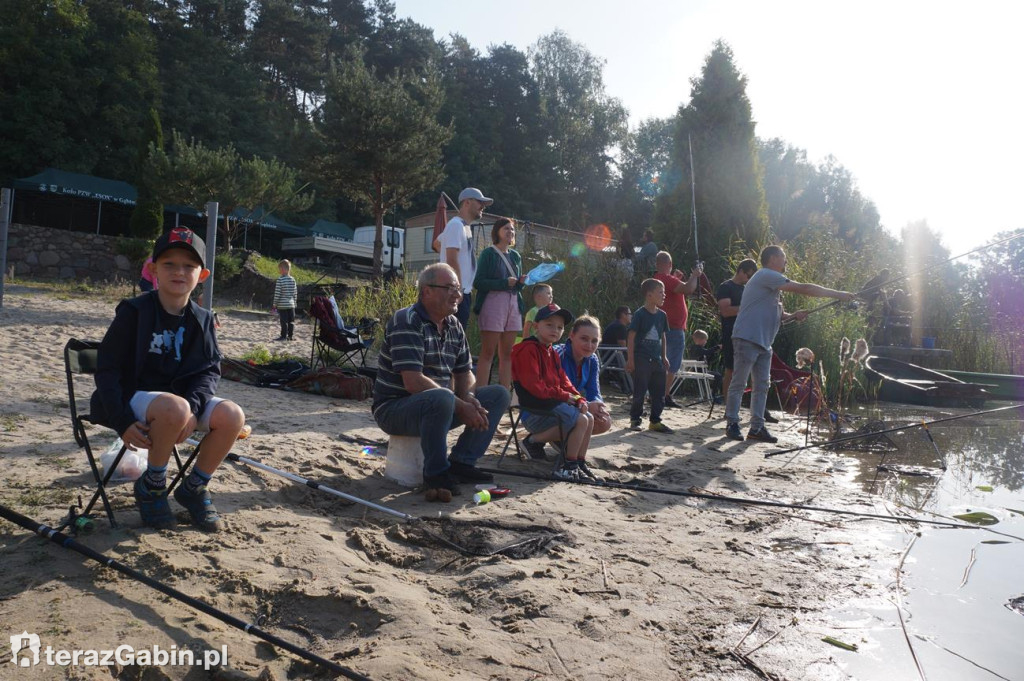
top-left (372, 263), bottom-right (510, 496)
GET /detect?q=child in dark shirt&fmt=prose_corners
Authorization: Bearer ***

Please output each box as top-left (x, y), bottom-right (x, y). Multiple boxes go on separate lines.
top-left (92, 228), bottom-right (246, 532)
top-left (627, 279), bottom-right (673, 433)
top-left (688, 329), bottom-right (723, 395)
top-left (601, 306), bottom-right (631, 347)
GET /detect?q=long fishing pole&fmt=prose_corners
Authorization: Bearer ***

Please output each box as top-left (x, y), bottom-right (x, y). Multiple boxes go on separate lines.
top-left (226, 452), bottom-right (414, 522)
top-left (765, 402), bottom-right (1024, 458)
top-left (0, 504), bottom-right (371, 680)
top-left (473, 465), bottom-right (1018, 534)
top-left (688, 133), bottom-right (700, 266)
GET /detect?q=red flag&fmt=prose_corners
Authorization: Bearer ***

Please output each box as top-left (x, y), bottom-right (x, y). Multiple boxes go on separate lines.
top-left (431, 194), bottom-right (447, 253)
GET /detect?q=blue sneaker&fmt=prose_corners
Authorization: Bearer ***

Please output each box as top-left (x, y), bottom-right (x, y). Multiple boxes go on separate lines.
top-left (133, 477), bottom-right (176, 530)
top-left (725, 421), bottom-right (743, 441)
top-left (173, 484), bottom-right (221, 532)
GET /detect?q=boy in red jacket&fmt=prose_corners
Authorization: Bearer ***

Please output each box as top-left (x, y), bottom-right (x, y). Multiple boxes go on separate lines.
top-left (510, 304), bottom-right (597, 481)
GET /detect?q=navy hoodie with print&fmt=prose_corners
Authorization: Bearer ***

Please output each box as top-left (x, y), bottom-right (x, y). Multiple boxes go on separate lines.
top-left (91, 291), bottom-right (221, 435)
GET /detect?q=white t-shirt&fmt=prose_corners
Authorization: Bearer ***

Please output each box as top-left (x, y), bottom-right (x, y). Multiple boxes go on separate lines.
top-left (438, 216), bottom-right (476, 293)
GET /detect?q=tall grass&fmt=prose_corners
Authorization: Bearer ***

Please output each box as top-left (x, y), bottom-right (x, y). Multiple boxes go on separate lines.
top-left (334, 276), bottom-right (418, 346)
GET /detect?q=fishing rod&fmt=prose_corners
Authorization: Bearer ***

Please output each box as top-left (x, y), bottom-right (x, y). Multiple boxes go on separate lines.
top-left (473, 465), bottom-right (1019, 535)
top-left (227, 452), bottom-right (413, 522)
top-left (783, 229), bottom-right (1024, 327)
top-left (765, 402), bottom-right (1024, 458)
top-left (225, 452), bottom-right (563, 557)
top-left (0, 504), bottom-right (372, 680)
top-left (688, 133), bottom-right (701, 268)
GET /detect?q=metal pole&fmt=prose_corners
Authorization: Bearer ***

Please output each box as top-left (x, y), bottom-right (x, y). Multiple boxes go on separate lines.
top-left (96, 200), bottom-right (102, 234)
top-left (0, 188), bottom-right (11, 309)
top-left (204, 201), bottom-right (218, 312)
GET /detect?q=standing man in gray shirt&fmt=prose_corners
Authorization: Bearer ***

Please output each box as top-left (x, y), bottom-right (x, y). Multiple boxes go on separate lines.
top-left (725, 245), bottom-right (854, 443)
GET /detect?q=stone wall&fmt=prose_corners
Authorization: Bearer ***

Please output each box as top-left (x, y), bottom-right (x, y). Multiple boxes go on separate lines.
top-left (6, 223), bottom-right (135, 282)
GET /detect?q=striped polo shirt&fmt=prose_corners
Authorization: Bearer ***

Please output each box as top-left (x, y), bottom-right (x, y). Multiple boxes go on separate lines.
top-left (273, 275), bottom-right (297, 309)
top-left (372, 302), bottom-right (471, 412)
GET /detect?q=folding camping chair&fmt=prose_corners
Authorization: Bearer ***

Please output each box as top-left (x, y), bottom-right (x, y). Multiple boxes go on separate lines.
top-left (598, 345), bottom-right (632, 395)
top-left (308, 295), bottom-right (378, 370)
top-left (669, 359), bottom-right (715, 403)
top-left (496, 382), bottom-right (566, 472)
top-left (63, 339), bottom-right (201, 529)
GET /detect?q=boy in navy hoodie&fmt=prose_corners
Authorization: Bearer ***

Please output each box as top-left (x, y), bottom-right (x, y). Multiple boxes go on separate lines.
top-left (510, 304), bottom-right (597, 481)
top-left (92, 228), bottom-right (246, 532)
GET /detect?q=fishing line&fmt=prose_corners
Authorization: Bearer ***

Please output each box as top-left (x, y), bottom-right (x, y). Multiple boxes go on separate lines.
top-left (0, 504), bottom-right (371, 680)
top-left (765, 402), bottom-right (1024, 458)
top-left (474, 465), bottom-right (1022, 538)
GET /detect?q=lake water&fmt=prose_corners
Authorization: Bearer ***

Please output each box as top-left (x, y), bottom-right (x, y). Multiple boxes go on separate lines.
top-left (830, 403), bottom-right (1024, 680)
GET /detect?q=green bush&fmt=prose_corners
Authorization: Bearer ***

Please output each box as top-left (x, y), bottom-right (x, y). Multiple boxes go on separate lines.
top-left (214, 251), bottom-right (241, 282)
top-left (114, 237), bottom-right (154, 268)
top-left (129, 196), bottom-right (164, 240)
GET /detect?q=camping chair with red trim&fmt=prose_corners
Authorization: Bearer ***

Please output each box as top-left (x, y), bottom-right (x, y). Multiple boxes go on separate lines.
top-left (63, 338), bottom-right (200, 529)
top-left (308, 296), bottom-right (378, 370)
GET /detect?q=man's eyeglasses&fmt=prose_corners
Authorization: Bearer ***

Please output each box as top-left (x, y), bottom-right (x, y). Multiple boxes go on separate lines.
top-left (427, 284), bottom-right (463, 295)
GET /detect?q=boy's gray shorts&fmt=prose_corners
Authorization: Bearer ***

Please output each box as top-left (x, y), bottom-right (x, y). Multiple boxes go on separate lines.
top-left (129, 391), bottom-right (224, 431)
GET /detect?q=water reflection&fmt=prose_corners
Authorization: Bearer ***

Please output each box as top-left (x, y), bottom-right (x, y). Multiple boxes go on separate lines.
top-left (834, 404), bottom-right (1024, 681)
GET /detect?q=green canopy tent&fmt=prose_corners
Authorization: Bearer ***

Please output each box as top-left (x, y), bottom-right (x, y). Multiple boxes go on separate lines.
top-left (12, 168), bottom-right (138, 235)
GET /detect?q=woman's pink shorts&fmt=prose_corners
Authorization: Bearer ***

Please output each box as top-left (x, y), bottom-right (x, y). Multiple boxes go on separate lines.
top-left (477, 291), bottom-right (523, 332)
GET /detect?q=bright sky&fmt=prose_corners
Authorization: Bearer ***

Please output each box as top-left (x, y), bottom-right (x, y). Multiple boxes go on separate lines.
top-left (394, 0), bottom-right (1023, 255)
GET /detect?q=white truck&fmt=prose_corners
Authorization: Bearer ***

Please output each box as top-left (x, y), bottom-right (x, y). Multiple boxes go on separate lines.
top-left (281, 225), bottom-right (404, 274)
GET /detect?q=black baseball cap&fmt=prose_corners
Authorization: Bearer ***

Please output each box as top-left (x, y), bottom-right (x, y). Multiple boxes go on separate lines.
top-left (534, 303), bottom-right (574, 326)
top-left (153, 227), bottom-right (206, 267)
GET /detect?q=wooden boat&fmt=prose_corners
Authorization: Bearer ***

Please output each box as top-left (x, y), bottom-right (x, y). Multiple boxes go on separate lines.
top-left (941, 370), bottom-right (1024, 401)
top-left (863, 356), bottom-right (989, 408)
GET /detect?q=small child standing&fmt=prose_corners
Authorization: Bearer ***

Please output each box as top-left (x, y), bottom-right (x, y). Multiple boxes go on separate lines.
top-left (93, 227), bottom-right (246, 532)
top-left (627, 278), bottom-right (674, 433)
top-left (520, 283), bottom-right (553, 342)
top-left (272, 259), bottom-right (297, 341)
top-left (511, 304), bottom-right (597, 481)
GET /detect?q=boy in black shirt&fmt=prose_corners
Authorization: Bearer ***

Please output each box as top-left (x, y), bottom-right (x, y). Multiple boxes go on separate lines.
top-left (92, 228), bottom-right (246, 532)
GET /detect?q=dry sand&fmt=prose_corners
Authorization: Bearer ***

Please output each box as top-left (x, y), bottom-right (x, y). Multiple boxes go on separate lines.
top-left (0, 284), bottom-right (911, 680)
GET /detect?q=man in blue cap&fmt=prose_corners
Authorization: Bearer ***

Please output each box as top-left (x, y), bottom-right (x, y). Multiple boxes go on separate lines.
top-left (438, 187), bottom-right (493, 328)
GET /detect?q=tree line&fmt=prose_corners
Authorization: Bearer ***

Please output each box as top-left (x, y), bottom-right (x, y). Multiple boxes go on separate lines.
top-left (1, 1), bottom-right (886, 273)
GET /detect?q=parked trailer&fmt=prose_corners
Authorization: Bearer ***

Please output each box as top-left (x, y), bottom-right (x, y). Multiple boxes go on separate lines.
top-left (282, 225), bottom-right (404, 273)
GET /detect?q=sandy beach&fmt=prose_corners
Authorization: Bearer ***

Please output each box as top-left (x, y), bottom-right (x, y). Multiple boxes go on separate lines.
top-left (0, 284), bottom-right (913, 680)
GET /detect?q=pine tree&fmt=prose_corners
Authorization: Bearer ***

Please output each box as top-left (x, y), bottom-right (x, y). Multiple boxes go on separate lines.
top-left (130, 107), bottom-right (165, 240)
top-left (655, 40), bottom-right (768, 279)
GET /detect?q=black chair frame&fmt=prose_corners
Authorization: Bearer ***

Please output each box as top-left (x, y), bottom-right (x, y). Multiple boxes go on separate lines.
top-left (496, 383), bottom-right (567, 473)
top-left (64, 339), bottom-right (200, 529)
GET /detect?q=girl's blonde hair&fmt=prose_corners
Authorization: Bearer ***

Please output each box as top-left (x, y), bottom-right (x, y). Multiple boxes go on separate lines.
top-left (570, 314), bottom-right (601, 336)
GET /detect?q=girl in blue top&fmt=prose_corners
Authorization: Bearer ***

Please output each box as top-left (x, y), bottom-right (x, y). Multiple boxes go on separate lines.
top-left (555, 315), bottom-right (612, 434)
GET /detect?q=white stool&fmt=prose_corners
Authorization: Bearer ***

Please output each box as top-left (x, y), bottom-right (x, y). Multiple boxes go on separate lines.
top-left (384, 435), bottom-right (424, 487)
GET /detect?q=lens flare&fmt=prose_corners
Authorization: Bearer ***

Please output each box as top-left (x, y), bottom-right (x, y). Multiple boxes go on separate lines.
top-left (584, 223), bottom-right (613, 251)
top-left (570, 242), bottom-right (587, 258)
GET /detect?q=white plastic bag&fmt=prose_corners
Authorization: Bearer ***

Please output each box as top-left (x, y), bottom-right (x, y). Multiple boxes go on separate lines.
top-left (100, 438), bottom-right (149, 484)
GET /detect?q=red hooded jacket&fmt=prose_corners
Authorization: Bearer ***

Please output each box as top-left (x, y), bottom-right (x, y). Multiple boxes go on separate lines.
top-left (511, 336), bottom-right (583, 407)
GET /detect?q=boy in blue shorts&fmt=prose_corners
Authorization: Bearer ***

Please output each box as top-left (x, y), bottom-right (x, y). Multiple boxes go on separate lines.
top-left (92, 227), bottom-right (246, 532)
top-left (511, 304), bottom-right (597, 481)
